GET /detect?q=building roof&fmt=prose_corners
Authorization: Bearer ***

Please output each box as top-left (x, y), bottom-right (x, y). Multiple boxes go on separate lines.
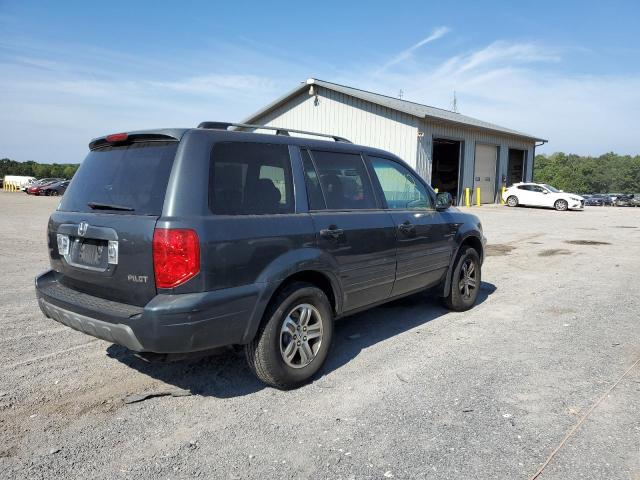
top-left (242, 78), bottom-right (547, 143)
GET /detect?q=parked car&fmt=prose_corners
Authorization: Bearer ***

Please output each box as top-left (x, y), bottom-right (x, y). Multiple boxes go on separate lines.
top-left (583, 195), bottom-right (603, 206)
top-left (26, 178), bottom-right (63, 195)
top-left (503, 183), bottom-right (584, 211)
top-left (34, 123), bottom-right (486, 388)
top-left (41, 180), bottom-right (70, 196)
top-left (614, 194), bottom-right (639, 207)
top-left (593, 194), bottom-right (614, 206)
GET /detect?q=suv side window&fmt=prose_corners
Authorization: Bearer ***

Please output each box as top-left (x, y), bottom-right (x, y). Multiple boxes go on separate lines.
top-left (369, 156), bottom-right (433, 209)
top-left (310, 150), bottom-right (376, 210)
top-left (209, 142), bottom-right (294, 215)
top-left (300, 149), bottom-right (325, 210)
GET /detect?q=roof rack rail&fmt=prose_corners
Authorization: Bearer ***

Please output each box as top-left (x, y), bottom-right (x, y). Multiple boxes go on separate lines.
top-left (197, 121), bottom-right (352, 143)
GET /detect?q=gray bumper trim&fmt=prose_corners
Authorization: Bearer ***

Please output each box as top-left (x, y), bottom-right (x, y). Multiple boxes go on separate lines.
top-left (38, 297), bottom-right (144, 351)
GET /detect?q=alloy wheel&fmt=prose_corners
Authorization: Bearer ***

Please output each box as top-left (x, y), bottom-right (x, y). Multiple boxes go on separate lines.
top-left (458, 259), bottom-right (478, 300)
top-left (280, 303), bottom-right (323, 368)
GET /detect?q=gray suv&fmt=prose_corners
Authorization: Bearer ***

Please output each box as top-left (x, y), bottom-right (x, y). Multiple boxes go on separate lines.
top-left (35, 123), bottom-right (486, 388)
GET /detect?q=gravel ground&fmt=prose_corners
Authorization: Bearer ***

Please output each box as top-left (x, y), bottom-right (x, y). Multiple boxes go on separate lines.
top-left (0, 191), bottom-right (638, 480)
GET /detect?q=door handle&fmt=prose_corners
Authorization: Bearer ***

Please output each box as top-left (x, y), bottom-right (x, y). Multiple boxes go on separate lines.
top-left (320, 227), bottom-right (344, 240)
top-left (398, 221), bottom-right (415, 234)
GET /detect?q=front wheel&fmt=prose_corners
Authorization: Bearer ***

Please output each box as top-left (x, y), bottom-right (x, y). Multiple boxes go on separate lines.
top-left (506, 195), bottom-right (519, 207)
top-left (50, 191), bottom-right (59, 196)
top-left (443, 247), bottom-right (481, 311)
top-left (554, 199), bottom-right (568, 211)
top-left (246, 282), bottom-right (333, 389)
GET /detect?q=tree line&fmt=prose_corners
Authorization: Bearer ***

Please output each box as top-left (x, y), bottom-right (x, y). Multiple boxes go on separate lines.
top-left (533, 152), bottom-right (640, 194)
top-left (1, 158), bottom-right (79, 180)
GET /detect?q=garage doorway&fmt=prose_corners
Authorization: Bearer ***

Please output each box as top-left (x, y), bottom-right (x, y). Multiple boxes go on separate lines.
top-left (474, 144), bottom-right (498, 204)
top-left (431, 139), bottom-right (461, 203)
top-left (507, 148), bottom-right (525, 186)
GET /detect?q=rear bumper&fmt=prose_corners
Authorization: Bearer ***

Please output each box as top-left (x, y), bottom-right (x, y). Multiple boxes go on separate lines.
top-left (35, 270), bottom-right (272, 354)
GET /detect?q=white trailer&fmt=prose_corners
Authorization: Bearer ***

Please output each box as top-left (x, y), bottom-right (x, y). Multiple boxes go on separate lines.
top-left (3, 175), bottom-right (36, 191)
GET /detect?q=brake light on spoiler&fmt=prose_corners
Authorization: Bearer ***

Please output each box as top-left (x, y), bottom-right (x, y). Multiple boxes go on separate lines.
top-left (105, 132), bottom-right (129, 143)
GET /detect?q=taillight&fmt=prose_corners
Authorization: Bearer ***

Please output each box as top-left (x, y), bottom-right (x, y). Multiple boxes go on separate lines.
top-left (152, 229), bottom-right (200, 289)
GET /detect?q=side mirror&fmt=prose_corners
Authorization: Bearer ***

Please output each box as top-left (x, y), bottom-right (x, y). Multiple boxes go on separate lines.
top-left (436, 192), bottom-right (453, 210)
top-left (542, 190), bottom-right (548, 194)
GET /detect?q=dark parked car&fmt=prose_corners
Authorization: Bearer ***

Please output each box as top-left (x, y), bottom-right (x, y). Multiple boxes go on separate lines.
top-left (591, 194), bottom-right (613, 206)
top-left (41, 180), bottom-right (70, 196)
top-left (35, 123), bottom-right (486, 388)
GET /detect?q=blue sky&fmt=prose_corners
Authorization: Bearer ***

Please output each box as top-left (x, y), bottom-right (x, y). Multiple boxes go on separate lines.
top-left (1, 0), bottom-right (639, 163)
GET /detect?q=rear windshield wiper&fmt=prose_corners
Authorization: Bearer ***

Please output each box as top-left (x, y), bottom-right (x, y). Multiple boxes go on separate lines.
top-left (87, 202), bottom-right (134, 212)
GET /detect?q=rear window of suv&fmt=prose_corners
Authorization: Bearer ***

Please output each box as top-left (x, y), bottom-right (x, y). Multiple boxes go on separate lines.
top-left (59, 141), bottom-right (178, 216)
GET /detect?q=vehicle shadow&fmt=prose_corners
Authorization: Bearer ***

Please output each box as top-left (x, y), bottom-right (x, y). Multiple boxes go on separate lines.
top-left (107, 282), bottom-right (497, 398)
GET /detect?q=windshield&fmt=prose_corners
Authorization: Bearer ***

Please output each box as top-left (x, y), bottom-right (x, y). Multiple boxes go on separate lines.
top-left (59, 141), bottom-right (178, 215)
top-left (543, 184), bottom-right (560, 193)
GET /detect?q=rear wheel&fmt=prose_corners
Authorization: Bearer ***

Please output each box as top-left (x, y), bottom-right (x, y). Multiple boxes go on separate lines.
top-left (246, 282), bottom-right (333, 389)
top-left (506, 195), bottom-right (518, 207)
top-left (554, 199), bottom-right (568, 211)
top-left (443, 247), bottom-right (481, 312)
top-left (50, 190), bottom-right (59, 196)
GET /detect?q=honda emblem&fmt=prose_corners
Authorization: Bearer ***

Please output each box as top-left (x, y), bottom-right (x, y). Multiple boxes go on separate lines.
top-left (78, 221), bottom-right (89, 237)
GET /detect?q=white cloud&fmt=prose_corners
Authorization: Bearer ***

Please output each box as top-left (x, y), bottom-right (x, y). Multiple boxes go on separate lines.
top-left (380, 26), bottom-right (450, 71)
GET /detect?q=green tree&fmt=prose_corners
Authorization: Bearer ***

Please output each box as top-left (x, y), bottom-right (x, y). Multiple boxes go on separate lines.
top-left (534, 152), bottom-right (640, 193)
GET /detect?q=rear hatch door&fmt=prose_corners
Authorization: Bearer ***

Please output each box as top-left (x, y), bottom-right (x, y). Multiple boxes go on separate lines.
top-left (49, 137), bottom-right (179, 306)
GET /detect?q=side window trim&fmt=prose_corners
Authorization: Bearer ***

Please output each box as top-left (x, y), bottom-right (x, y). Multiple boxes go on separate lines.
top-left (306, 148), bottom-right (328, 210)
top-left (288, 145), bottom-right (308, 213)
top-left (364, 154), bottom-right (436, 211)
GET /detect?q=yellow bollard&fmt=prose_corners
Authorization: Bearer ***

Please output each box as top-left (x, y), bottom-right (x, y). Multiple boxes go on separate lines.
top-left (476, 187), bottom-right (481, 206)
top-left (464, 188), bottom-right (470, 207)
top-left (501, 186), bottom-right (506, 204)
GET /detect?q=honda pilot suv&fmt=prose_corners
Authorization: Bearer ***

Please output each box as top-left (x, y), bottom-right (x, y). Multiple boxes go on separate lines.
top-left (35, 123), bottom-right (486, 388)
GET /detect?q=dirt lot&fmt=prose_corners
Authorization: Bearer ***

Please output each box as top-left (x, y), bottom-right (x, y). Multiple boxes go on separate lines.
top-left (0, 191), bottom-right (638, 480)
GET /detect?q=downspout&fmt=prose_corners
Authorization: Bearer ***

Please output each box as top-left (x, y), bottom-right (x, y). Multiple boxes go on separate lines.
top-left (532, 140), bottom-right (547, 182)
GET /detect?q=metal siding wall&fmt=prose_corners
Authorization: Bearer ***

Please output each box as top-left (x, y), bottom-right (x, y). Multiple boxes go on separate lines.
top-left (421, 119), bottom-right (536, 203)
top-left (252, 87), bottom-right (420, 169)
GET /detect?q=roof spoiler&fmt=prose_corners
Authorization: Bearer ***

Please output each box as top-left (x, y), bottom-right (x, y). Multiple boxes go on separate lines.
top-left (89, 132), bottom-right (181, 150)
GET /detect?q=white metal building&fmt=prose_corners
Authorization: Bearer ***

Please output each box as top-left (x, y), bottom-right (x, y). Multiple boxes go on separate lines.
top-left (241, 78), bottom-right (547, 204)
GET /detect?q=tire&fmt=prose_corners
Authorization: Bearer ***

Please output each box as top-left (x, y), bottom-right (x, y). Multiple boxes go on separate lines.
top-left (506, 195), bottom-right (519, 207)
top-left (443, 246), bottom-right (481, 312)
top-left (554, 199), bottom-right (568, 211)
top-left (245, 282), bottom-right (333, 389)
top-left (50, 191), bottom-right (59, 196)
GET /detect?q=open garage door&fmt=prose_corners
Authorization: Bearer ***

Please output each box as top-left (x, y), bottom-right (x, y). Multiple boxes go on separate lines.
top-left (432, 139), bottom-right (461, 203)
top-left (507, 148), bottom-right (525, 186)
top-left (474, 144), bottom-right (497, 204)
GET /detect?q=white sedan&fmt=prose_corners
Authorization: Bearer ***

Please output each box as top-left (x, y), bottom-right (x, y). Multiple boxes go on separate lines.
top-left (503, 183), bottom-right (584, 211)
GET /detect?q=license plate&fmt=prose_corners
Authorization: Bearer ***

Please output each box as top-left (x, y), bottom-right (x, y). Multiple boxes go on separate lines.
top-left (71, 239), bottom-right (107, 268)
